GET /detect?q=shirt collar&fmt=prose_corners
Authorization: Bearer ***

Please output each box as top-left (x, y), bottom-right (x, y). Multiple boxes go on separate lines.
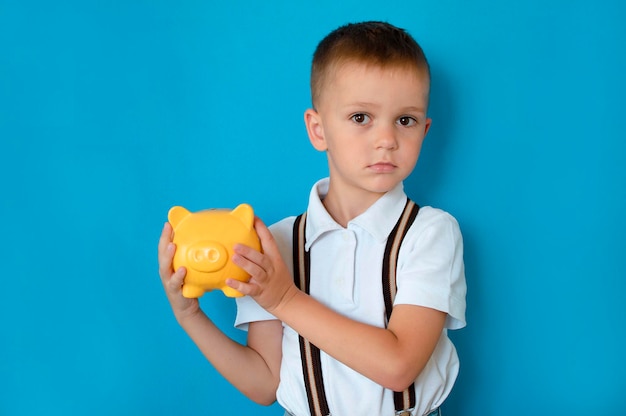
top-left (305, 178), bottom-right (408, 249)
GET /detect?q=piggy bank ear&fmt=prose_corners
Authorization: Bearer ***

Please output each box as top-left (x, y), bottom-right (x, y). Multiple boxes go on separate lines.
top-left (168, 206), bottom-right (191, 228)
top-left (231, 203), bottom-right (254, 230)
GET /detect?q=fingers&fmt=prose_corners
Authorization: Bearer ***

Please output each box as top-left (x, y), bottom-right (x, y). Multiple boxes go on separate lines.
top-left (159, 240), bottom-right (186, 295)
top-left (233, 218), bottom-right (281, 282)
top-left (158, 222), bottom-right (173, 256)
top-left (226, 277), bottom-right (255, 297)
top-left (158, 222), bottom-right (178, 283)
top-left (158, 222), bottom-right (176, 271)
top-left (169, 265), bottom-right (187, 290)
top-left (232, 245), bottom-right (269, 283)
top-left (158, 245), bottom-right (175, 279)
top-left (254, 217), bottom-right (277, 254)
top-left (233, 242), bottom-right (265, 265)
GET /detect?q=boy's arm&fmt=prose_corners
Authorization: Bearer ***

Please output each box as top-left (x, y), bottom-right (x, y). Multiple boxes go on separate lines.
top-left (177, 311), bottom-right (282, 405)
top-left (158, 223), bottom-right (282, 405)
top-left (229, 218), bottom-right (446, 392)
top-left (267, 292), bottom-right (443, 392)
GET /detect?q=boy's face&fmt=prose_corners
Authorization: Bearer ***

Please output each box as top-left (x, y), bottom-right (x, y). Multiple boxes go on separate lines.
top-left (306, 61), bottom-right (431, 201)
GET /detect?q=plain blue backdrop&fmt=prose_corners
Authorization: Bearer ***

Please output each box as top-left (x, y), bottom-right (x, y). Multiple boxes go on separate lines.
top-left (1, 1), bottom-right (625, 414)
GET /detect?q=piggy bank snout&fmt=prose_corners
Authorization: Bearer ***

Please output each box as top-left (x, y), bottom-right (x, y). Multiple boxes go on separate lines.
top-left (186, 241), bottom-right (229, 273)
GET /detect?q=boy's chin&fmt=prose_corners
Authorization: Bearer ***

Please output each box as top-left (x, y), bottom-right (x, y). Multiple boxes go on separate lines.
top-left (367, 175), bottom-right (405, 192)
top-left (363, 181), bottom-right (403, 195)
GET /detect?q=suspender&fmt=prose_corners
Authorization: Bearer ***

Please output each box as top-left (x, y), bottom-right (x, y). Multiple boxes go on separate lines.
top-left (293, 213), bottom-right (331, 416)
top-left (383, 199), bottom-right (420, 413)
top-left (292, 198), bottom-right (420, 416)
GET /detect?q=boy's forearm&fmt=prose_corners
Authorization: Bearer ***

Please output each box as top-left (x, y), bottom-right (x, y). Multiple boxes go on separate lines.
top-left (271, 289), bottom-right (443, 391)
top-left (271, 291), bottom-right (402, 387)
top-left (177, 310), bottom-right (280, 405)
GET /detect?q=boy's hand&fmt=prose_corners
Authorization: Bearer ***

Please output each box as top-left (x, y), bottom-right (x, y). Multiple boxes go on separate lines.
top-left (158, 222), bottom-right (200, 323)
top-left (228, 217), bottom-right (299, 313)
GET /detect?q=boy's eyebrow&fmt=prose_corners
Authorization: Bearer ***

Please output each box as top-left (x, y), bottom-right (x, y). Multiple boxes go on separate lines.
top-left (401, 106), bottom-right (428, 114)
top-left (345, 102), bottom-right (427, 114)
top-left (344, 101), bottom-right (380, 109)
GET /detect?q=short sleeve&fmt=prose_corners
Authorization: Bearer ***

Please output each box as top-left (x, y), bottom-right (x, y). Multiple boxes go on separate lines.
top-left (393, 207), bottom-right (467, 330)
top-left (234, 296), bottom-right (276, 331)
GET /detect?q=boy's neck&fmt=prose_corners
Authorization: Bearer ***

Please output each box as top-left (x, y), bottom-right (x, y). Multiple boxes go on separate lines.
top-left (321, 184), bottom-right (386, 228)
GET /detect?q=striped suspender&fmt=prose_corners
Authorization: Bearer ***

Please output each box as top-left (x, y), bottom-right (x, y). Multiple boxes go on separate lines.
top-left (293, 199), bottom-right (420, 416)
top-left (293, 212), bottom-right (331, 416)
top-left (383, 199), bottom-right (420, 413)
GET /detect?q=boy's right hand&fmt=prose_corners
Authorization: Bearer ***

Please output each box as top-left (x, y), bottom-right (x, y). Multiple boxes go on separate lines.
top-left (158, 222), bottom-right (200, 323)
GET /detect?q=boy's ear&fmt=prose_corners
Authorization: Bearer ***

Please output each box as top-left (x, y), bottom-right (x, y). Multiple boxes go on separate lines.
top-left (304, 108), bottom-right (327, 151)
top-left (424, 117), bottom-right (432, 137)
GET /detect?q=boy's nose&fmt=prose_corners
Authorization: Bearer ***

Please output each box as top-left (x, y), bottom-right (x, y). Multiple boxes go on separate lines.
top-left (374, 124), bottom-right (398, 150)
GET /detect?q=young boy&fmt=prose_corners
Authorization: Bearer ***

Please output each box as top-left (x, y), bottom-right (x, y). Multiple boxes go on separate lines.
top-left (158, 21), bottom-right (466, 416)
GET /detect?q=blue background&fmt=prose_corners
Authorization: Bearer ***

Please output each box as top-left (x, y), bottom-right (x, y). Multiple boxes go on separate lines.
top-left (2, 1), bottom-right (625, 414)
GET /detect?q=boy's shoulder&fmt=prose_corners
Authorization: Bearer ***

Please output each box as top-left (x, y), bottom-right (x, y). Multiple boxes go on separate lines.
top-left (268, 215), bottom-right (299, 232)
top-left (409, 205), bottom-right (462, 234)
top-left (267, 215), bottom-right (300, 247)
top-left (415, 205), bottom-right (460, 226)
top-left (401, 205), bottom-right (463, 251)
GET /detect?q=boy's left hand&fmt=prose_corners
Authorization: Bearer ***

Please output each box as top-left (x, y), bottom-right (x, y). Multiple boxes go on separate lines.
top-left (227, 217), bottom-right (299, 313)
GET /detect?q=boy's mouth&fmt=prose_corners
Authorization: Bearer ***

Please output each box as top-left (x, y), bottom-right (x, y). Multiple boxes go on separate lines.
top-left (368, 162), bottom-right (397, 173)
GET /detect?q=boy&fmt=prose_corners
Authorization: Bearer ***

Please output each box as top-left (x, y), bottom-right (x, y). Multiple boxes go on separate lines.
top-left (158, 21), bottom-right (466, 416)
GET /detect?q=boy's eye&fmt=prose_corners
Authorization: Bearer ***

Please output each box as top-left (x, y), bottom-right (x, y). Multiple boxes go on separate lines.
top-left (351, 113), bottom-right (370, 124)
top-left (397, 116), bottom-right (417, 127)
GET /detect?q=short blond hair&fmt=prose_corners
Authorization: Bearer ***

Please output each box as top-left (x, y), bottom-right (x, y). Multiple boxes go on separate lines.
top-left (310, 21), bottom-right (431, 108)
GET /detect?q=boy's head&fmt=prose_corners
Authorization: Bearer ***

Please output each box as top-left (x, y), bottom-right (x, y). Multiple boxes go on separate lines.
top-left (310, 21), bottom-right (430, 110)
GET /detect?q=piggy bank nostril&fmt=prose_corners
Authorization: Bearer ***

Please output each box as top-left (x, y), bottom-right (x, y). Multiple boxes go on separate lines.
top-left (188, 241), bottom-right (228, 272)
top-left (196, 247), bottom-right (220, 263)
top-left (206, 248), bottom-right (220, 262)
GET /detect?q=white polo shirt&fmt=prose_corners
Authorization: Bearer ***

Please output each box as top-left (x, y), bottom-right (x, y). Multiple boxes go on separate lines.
top-left (235, 178), bottom-right (466, 416)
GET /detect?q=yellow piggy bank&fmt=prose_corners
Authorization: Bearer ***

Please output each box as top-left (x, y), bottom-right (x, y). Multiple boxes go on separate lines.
top-left (168, 203), bottom-right (261, 298)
